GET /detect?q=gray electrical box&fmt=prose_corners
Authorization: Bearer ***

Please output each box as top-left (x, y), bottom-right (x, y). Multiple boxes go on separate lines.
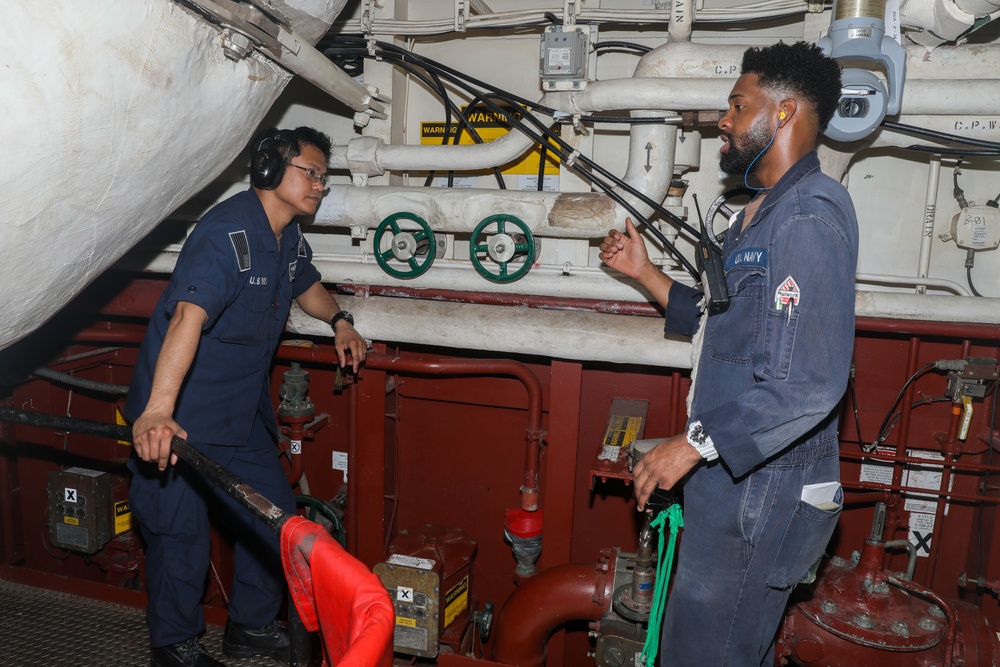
top-left (540, 25), bottom-right (590, 90)
top-left (47, 467), bottom-right (114, 553)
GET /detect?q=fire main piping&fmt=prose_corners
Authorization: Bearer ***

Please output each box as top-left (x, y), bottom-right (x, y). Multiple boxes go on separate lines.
top-left (491, 563), bottom-right (609, 667)
top-left (70, 325), bottom-right (547, 519)
top-left (277, 345), bottom-right (546, 513)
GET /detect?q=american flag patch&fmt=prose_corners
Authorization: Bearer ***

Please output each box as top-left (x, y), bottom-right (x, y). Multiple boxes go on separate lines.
top-left (229, 230), bottom-right (251, 272)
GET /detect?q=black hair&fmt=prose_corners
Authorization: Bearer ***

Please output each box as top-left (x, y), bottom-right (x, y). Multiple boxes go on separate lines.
top-left (251, 126), bottom-right (333, 164)
top-left (741, 41), bottom-right (842, 131)
top-left (286, 126), bottom-right (333, 162)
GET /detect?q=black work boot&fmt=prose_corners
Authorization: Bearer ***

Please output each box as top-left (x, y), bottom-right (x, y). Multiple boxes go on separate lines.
top-left (222, 619), bottom-right (291, 661)
top-left (149, 637), bottom-right (225, 667)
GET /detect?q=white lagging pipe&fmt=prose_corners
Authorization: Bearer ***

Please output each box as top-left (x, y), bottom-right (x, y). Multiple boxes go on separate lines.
top-left (283, 291), bottom-right (1000, 369)
top-left (917, 156), bottom-right (941, 295)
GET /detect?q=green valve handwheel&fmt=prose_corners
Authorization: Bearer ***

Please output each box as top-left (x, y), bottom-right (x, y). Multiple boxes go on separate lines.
top-left (469, 214), bottom-right (536, 283)
top-left (373, 212), bottom-right (437, 279)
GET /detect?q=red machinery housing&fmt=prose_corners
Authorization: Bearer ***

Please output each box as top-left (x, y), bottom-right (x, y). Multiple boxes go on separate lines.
top-left (1, 277), bottom-right (1000, 666)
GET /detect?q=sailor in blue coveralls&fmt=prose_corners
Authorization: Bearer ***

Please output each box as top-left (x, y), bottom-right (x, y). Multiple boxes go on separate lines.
top-left (126, 127), bottom-right (367, 667)
top-left (600, 43), bottom-right (858, 666)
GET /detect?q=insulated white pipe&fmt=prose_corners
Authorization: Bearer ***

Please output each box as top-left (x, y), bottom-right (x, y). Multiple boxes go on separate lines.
top-left (856, 273), bottom-right (970, 296)
top-left (916, 156), bottom-right (941, 295)
top-left (274, 27), bottom-right (384, 114)
top-left (282, 292), bottom-right (1000, 369)
top-left (315, 185), bottom-right (618, 236)
top-left (331, 117), bottom-right (542, 174)
top-left (669, 0), bottom-right (695, 42)
top-left (543, 77), bottom-right (1000, 117)
top-left (286, 296), bottom-right (696, 368)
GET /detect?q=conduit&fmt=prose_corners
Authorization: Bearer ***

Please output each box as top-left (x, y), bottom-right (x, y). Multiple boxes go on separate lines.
top-left (491, 563), bottom-right (608, 667)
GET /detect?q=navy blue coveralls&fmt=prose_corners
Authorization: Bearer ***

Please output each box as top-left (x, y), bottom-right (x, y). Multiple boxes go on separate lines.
top-left (659, 152), bottom-right (859, 666)
top-left (125, 188), bottom-right (322, 648)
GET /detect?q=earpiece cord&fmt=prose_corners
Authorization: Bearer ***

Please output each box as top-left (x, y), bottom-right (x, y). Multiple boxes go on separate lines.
top-left (742, 122), bottom-right (780, 192)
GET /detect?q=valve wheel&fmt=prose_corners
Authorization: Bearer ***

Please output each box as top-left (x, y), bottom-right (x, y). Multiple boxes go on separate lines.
top-left (373, 212), bottom-right (436, 279)
top-left (704, 188), bottom-right (754, 249)
top-left (469, 214), bottom-right (536, 283)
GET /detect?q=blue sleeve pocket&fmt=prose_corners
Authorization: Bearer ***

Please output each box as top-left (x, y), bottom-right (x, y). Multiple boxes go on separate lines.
top-left (762, 305), bottom-right (799, 380)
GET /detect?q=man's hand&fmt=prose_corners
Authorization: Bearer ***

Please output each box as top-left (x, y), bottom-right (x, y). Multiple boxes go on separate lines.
top-left (333, 320), bottom-right (367, 372)
top-left (599, 218), bottom-right (651, 280)
top-left (632, 433), bottom-right (703, 511)
top-left (132, 409), bottom-right (185, 471)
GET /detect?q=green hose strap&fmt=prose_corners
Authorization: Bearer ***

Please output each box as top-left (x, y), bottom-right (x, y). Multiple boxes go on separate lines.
top-left (640, 503), bottom-right (684, 667)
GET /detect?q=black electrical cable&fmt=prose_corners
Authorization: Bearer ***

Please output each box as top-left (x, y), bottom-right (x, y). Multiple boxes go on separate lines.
top-left (874, 395), bottom-right (951, 447)
top-left (902, 146), bottom-right (1000, 157)
top-left (849, 369), bottom-right (864, 448)
top-left (326, 38), bottom-right (701, 276)
top-left (331, 37), bottom-right (676, 125)
top-left (968, 265), bottom-right (984, 297)
top-left (593, 40), bottom-right (652, 53)
top-left (871, 362), bottom-right (938, 449)
top-left (464, 89), bottom-right (701, 275)
top-left (536, 131), bottom-right (551, 191)
top-left (330, 47), bottom-right (506, 188)
top-left (883, 120), bottom-right (1000, 151)
top-left (370, 47), bottom-right (701, 257)
top-left (513, 106), bottom-right (700, 237)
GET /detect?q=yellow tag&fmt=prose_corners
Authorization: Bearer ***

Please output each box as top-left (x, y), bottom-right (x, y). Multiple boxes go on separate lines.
top-left (396, 617), bottom-right (417, 627)
top-left (959, 395), bottom-right (973, 441)
top-left (64, 516), bottom-right (79, 526)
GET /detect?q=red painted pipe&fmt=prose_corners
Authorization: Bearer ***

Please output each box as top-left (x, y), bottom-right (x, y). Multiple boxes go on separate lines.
top-left (276, 346), bottom-right (546, 513)
top-left (69, 328), bottom-right (547, 528)
top-left (491, 563), bottom-right (608, 667)
top-left (337, 284), bottom-right (664, 318)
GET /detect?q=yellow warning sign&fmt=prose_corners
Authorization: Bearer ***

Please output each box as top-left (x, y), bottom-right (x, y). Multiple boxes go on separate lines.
top-left (115, 407), bottom-right (130, 447)
top-left (444, 575), bottom-right (469, 627)
top-left (396, 617), bottom-right (417, 627)
top-left (63, 516), bottom-right (79, 526)
top-left (602, 415), bottom-right (643, 448)
top-left (420, 104), bottom-right (560, 177)
top-left (114, 500), bottom-right (133, 535)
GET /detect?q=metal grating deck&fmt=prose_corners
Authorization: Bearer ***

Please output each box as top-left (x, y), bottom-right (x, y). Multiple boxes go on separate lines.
top-left (0, 579), bottom-right (288, 666)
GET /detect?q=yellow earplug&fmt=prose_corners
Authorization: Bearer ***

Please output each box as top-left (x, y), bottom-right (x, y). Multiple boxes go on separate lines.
top-left (779, 111), bottom-right (787, 120)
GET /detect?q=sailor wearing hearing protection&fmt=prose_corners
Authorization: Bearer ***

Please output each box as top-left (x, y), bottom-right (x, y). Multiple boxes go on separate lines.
top-left (600, 41), bottom-right (858, 667)
top-left (126, 127), bottom-right (367, 667)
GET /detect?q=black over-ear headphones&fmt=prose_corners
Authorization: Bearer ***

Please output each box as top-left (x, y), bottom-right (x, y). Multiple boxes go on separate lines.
top-left (250, 128), bottom-right (293, 190)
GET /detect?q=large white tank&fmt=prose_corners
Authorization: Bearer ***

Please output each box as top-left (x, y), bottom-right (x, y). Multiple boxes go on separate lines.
top-left (0, 0), bottom-right (344, 350)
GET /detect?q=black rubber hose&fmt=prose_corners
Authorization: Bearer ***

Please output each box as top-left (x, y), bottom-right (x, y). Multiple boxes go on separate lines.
top-left (32, 367), bottom-right (129, 395)
top-left (0, 407), bottom-right (290, 535)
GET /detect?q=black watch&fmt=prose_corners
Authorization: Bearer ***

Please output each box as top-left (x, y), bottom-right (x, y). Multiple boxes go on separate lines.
top-left (330, 310), bottom-right (354, 330)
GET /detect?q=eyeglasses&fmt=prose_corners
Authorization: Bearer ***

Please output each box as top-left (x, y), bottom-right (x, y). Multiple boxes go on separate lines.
top-left (287, 162), bottom-right (329, 187)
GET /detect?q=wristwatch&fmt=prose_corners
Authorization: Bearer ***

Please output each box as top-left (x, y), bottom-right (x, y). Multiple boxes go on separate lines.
top-left (687, 421), bottom-right (719, 461)
top-left (330, 310), bottom-right (355, 330)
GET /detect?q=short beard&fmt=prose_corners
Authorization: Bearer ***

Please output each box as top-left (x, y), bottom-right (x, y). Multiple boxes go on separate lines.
top-left (720, 117), bottom-right (775, 176)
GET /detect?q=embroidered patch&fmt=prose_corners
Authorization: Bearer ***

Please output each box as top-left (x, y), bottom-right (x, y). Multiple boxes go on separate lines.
top-left (297, 228), bottom-right (307, 258)
top-left (725, 248), bottom-right (768, 271)
top-left (228, 230), bottom-right (251, 272)
top-left (775, 275), bottom-right (801, 307)
top-left (288, 260), bottom-right (297, 283)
